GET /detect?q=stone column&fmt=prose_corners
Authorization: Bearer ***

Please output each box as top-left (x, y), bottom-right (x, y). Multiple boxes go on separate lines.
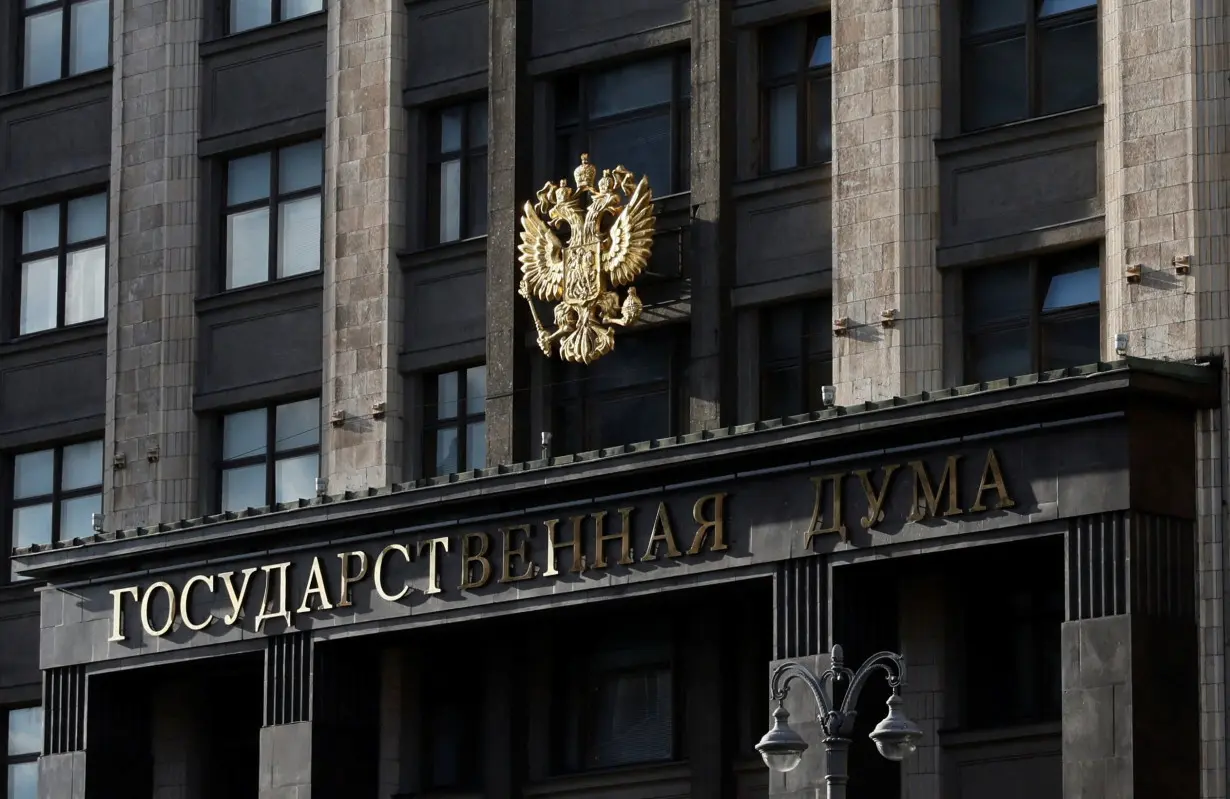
top-left (259, 633), bottom-right (314, 798)
top-left (898, 574), bottom-right (945, 799)
top-left (322, 0), bottom-right (409, 492)
top-left (830, 0), bottom-right (942, 405)
top-left (104, 0), bottom-right (202, 530)
top-left (37, 667), bottom-right (86, 799)
top-left (151, 680), bottom-right (206, 799)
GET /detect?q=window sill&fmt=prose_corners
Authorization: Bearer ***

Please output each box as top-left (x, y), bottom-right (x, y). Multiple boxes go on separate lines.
top-left (935, 105), bottom-right (1104, 158)
top-left (734, 163), bottom-right (831, 199)
top-left (399, 235), bottom-right (489, 269)
top-left (200, 10), bottom-right (329, 56)
top-left (0, 67), bottom-right (113, 111)
top-left (0, 320), bottom-right (107, 355)
top-left (196, 271), bottom-right (324, 312)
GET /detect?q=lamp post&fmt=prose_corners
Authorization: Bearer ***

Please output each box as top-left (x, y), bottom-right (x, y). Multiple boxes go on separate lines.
top-left (756, 644), bottom-right (922, 799)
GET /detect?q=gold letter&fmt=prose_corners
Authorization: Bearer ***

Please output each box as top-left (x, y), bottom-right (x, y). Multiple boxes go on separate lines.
top-left (806, 474), bottom-right (847, 545)
top-left (543, 516), bottom-right (584, 576)
top-left (255, 562), bottom-right (292, 632)
top-left (500, 525), bottom-right (535, 583)
top-left (642, 502), bottom-right (682, 562)
top-left (218, 567), bottom-right (258, 625)
top-left (907, 455), bottom-right (963, 522)
top-left (297, 557), bottom-right (334, 614)
top-left (418, 537), bottom-right (450, 595)
top-left (971, 449), bottom-right (1016, 512)
top-left (856, 464), bottom-right (900, 529)
top-left (460, 532), bottom-right (493, 590)
top-left (375, 544), bottom-right (412, 601)
top-left (180, 575), bottom-right (216, 632)
top-left (592, 508), bottom-right (634, 569)
top-left (140, 581), bottom-right (177, 638)
top-left (688, 493), bottom-right (729, 555)
top-left (337, 551), bottom-right (370, 608)
top-left (108, 587), bottom-right (139, 642)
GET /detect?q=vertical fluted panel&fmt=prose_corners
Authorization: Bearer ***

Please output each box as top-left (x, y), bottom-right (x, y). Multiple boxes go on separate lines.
top-left (775, 557), bottom-right (825, 659)
top-left (43, 665), bottom-right (86, 754)
top-left (264, 632), bottom-right (313, 726)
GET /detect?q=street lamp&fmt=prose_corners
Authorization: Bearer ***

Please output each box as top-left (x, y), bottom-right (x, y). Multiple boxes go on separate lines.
top-left (756, 644), bottom-right (922, 799)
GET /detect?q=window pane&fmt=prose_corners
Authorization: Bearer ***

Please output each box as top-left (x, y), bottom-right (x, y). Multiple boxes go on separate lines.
top-left (435, 428), bottom-right (459, 476)
top-left (962, 37), bottom-right (1028, 130)
top-left (590, 336), bottom-right (671, 392)
top-left (279, 141), bottom-right (323, 194)
top-left (24, 9), bottom-right (63, 87)
top-left (764, 366), bottom-right (804, 419)
top-left (965, 262), bottom-right (1032, 327)
top-left (12, 503), bottom-right (53, 551)
top-left (588, 59), bottom-right (674, 119)
top-left (223, 408), bottom-right (267, 460)
top-left (1042, 266), bottom-right (1099, 311)
top-left (62, 440), bottom-right (104, 490)
top-left (65, 246), bottom-right (106, 326)
top-left (466, 421), bottom-right (486, 470)
top-left (766, 305), bottom-right (803, 358)
top-left (222, 464), bottom-right (267, 511)
top-left (809, 32), bottom-right (833, 68)
top-left (439, 107), bottom-right (464, 154)
top-left (231, 0), bottom-right (272, 32)
top-left (68, 194), bottom-right (107, 244)
top-left (597, 391), bottom-right (670, 450)
top-left (227, 207), bottom-right (271, 289)
top-left (762, 23), bottom-right (803, 80)
top-left (277, 195), bottom-right (321, 278)
top-left (1039, 0), bottom-right (1096, 15)
top-left (275, 453), bottom-right (318, 504)
top-left (589, 667), bottom-right (673, 768)
top-left (1042, 314), bottom-right (1100, 369)
top-left (587, 113), bottom-right (672, 198)
top-left (7, 762), bottom-right (37, 799)
top-left (436, 371), bottom-right (459, 420)
top-left (806, 355), bottom-right (834, 410)
top-left (227, 152), bottom-right (272, 206)
top-left (20, 257), bottom-right (59, 335)
top-left (282, 0), bottom-right (323, 20)
top-left (1039, 20), bottom-right (1099, 116)
top-left (61, 493), bottom-right (102, 540)
top-left (767, 85), bottom-right (798, 171)
top-left (465, 365), bottom-right (487, 415)
top-left (8, 707), bottom-right (42, 756)
top-left (14, 451), bottom-right (54, 500)
top-left (968, 326), bottom-right (1031, 382)
top-left (22, 205), bottom-right (59, 255)
top-left (467, 153), bottom-right (488, 237)
top-left (276, 398), bottom-right (320, 451)
top-left (69, 0), bottom-right (109, 75)
top-left (809, 77), bottom-right (833, 163)
top-left (965, 0), bottom-right (1025, 33)
top-left (468, 101), bottom-right (488, 150)
top-left (438, 159), bottom-right (462, 243)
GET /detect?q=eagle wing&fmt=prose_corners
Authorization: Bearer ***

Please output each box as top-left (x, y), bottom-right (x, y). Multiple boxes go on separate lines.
top-left (604, 177), bottom-right (656, 287)
top-left (518, 201), bottom-right (566, 301)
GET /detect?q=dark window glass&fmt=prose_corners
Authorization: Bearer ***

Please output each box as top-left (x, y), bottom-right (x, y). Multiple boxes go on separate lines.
top-left (219, 398), bottom-right (320, 512)
top-left (8, 441), bottom-right (102, 582)
top-left (16, 193), bottom-right (107, 336)
top-left (223, 140), bottom-right (323, 290)
top-left (424, 365), bottom-right (486, 476)
top-left (760, 299), bottom-right (833, 419)
top-left (555, 334), bottom-right (675, 455)
top-left (421, 665), bottom-right (483, 791)
top-left (5, 706), bottom-right (42, 799)
top-left (427, 99), bottom-right (488, 245)
top-left (761, 15), bottom-right (833, 171)
top-left (555, 54), bottom-right (691, 195)
top-left (21, 0), bottom-right (109, 88)
top-left (960, 0), bottom-right (1098, 131)
top-left (229, 0), bottom-right (321, 33)
top-left (964, 245), bottom-right (1101, 382)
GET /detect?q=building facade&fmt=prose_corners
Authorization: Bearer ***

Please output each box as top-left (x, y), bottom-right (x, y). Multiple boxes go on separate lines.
top-left (0, 0), bottom-right (1226, 798)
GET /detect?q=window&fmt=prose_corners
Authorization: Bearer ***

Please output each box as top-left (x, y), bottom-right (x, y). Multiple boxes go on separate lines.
top-left (420, 663), bottom-right (483, 791)
top-left (7, 441), bottom-right (102, 581)
top-left (961, 0), bottom-right (1098, 131)
top-left (556, 54), bottom-right (692, 196)
top-left (761, 15), bottom-right (833, 171)
top-left (223, 140), bottom-right (322, 290)
top-left (555, 334), bottom-right (675, 455)
top-left (17, 193), bottom-right (107, 336)
top-left (21, 0), bottom-right (109, 88)
top-left (963, 245), bottom-right (1100, 382)
top-left (424, 365), bottom-right (486, 477)
top-left (218, 398), bottom-right (320, 512)
top-left (760, 299), bottom-right (833, 419)
top-left (557, 630), bottom-right (676, 772)
top-left (427, 99), bottom-right (488, 245)
top-left (5, 707), bottom-right (41, 799)
top-left (229, 0), bottom-right (322, 33)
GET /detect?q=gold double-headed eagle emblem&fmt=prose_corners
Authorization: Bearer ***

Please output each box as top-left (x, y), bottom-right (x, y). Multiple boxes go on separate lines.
top-left (517, 154), bottom-right (656, 365)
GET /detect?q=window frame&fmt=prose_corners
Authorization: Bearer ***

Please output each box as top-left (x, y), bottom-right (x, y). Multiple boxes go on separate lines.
top-left (422, 365), bottom-right (487, 478)
top-left (17, 0), bottom-right (110, 89)
top-left (216, 397), bottom-right (321, 512)
top-left (226, 0), bottom-right (324, 35)
top-left (425, 98), bottom-right (489, 247)
top-left (759, 297), bottom-right (834, 419)
top-left (759, 13), bottom-right (833, 172)
top-left (219, 139), bottom-right (323, 292)
top-left (3, 705), bottom-right (42, 799)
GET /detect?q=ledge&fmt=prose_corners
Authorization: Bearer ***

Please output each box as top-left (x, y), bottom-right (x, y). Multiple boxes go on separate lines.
top-left (0, 67), bottom-right (112, 111)
top-left (935, 105), bottom-right (1104, 159)
top-left (938, 721), bottom-right (1062, 747)
top-left (195, 271), bottom-right (323, 312)
top-left (937, 216), bottom-right (1105, 270)
top-left (733, 162), bottom-right (831, 199)
top-left (199, 10), bottom-right (327, 55)
top-left (0, 320), bottom-right (106, 356)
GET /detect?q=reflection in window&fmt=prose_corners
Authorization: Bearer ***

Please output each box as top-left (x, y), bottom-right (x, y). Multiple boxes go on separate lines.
top-left (229, 0), bottom-right (322, 33)
top-left (761, 299), bottom-right (833, 419)
top-left (555, 53), bottom-right (692, 195)
top-left (961, 0), bottom-right (1098, 131)
top-left (18, 193), bottom-right (107, 336)
top-left (223, 140), bottom-right (323, 290)
top-left (427, 99), bottom-right (488, 245)
top-left (8, 441), bottom-right (103, 581)
top-left (219, 398), bottom-right (320, 512)
top-left (963, 245), bottom-right (1101, 382)
top-left (761, 15), bottom-right (833, 171)
top-left (5, 706), bottom-right (42, 799)
top-left (424, 365), bottom-right (486, 476)
top-left (22, 0), bottom-right (110, 88)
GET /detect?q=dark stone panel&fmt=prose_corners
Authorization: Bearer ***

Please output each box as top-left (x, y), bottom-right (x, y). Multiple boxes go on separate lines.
top-left (401, 246), bottom-right (487, 358)
top-left (936, 107), bottom-right (1103, 255)
top-left (0, 74), bottom-right (112, 194)
top-left (199, 15), bottom-right (326, 147)
top-left (1130, 406), bottom-right (1196, 519)
top-left (0, 592), bottom-right (39, 694)
top-left (732, 0), bottom-right (821, 26)
top-left (733, 168), bottom-right (832, 291)
top-left (940, 727), bottom-right (1062, 799)
top-left (0, 331), bottom-right (106, 446)
top-left (405, 0), bottom-right (489, 94)
top-left (530, 0), bottom-right (690, 58)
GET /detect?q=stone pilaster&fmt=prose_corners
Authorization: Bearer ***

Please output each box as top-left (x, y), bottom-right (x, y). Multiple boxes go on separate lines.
top-left (322, 0), bottom-right (408, 492)
top-left (899, 574), bottom-right (945, 799)
top-left (104, 0), bottom-right (202, 530)
top-left (830, 0), bottom-right (942, 405)
top-left (259, 633), bottom-right (314, 798)
top-left (151, 681), bottom-right (206, 799)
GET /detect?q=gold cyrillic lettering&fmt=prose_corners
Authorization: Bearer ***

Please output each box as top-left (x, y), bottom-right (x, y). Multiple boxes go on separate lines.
top-left (543, 516), bottom-right (584, 576)
top-left (806, 474), bottom-right (848, 545)
top-left (108, 587), bottom-right (139, 642)
top-left (140, 581), bottom-right (177, 638)
top-left (642, 502), bottom-right (682, 562)
top-left (460, 532), bottom-right (493, 590)
top-left (688, 492), bottom-right (729, 555)
top-left (336, 551), bottom-right (370, 608)
top-left (418, 537), bottom-right (450, 595)
top-left (218, 567), bottom-right (258, 625)
top-left (499, 525), bottom-right (535, 583)
top-left (856, 464), bottom-right (900, 529)
top-left (255, 562), bottom-right (292, 632)
top-left (907, 455), bottom-right (963, 522)
top-left (375, 544), bottom-right (412, 601)
top-left (297, 557), bottom-right (334, 614)
top-left (592, 508), bottom-right (634, 568)
top-left (970, 449), bottom-right (1016, 512)
top-left (180, 575), bottom-right (216, 632)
